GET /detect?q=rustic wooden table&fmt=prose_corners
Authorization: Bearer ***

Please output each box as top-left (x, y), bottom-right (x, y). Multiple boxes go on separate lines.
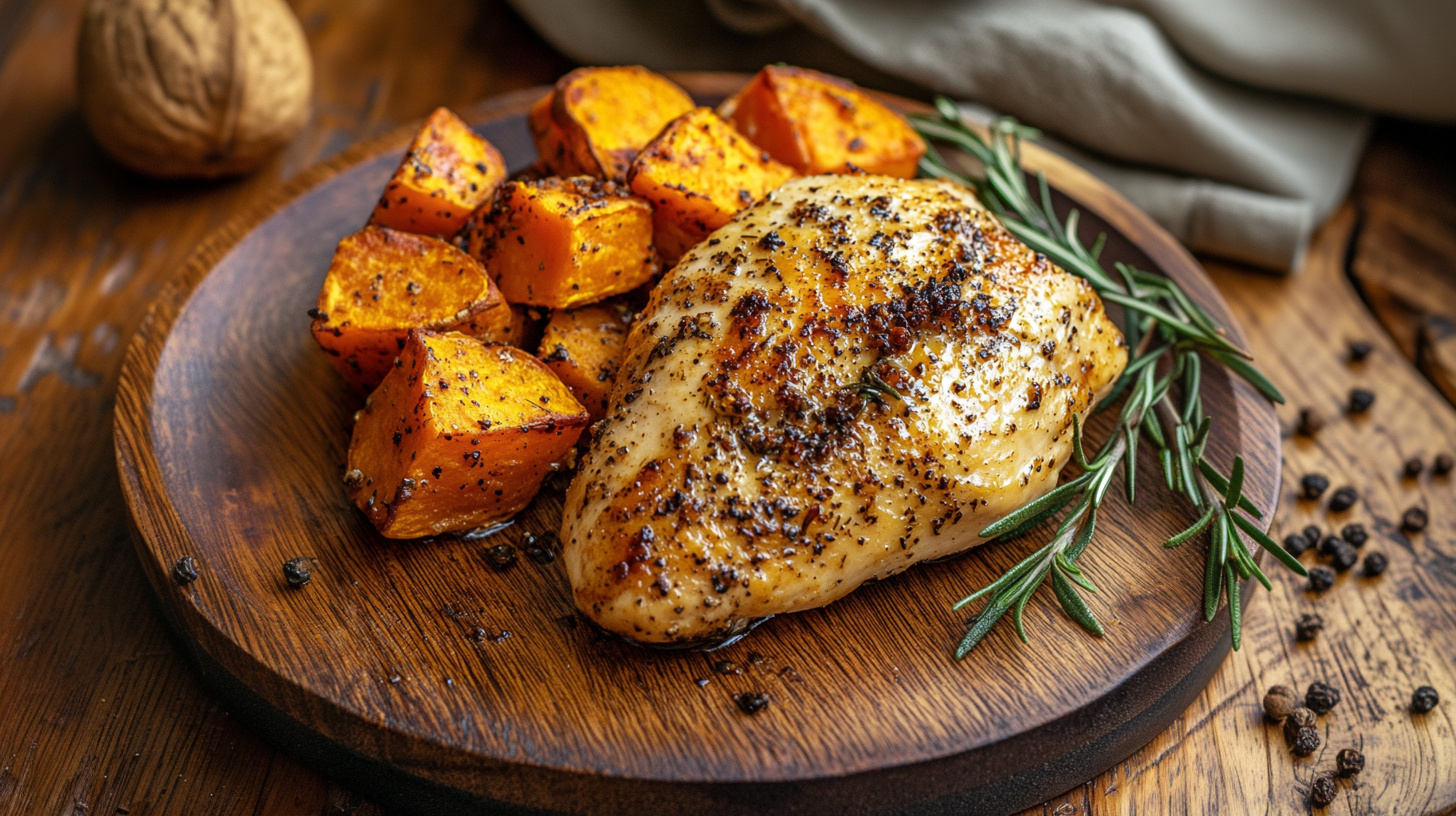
top-left (1, 2), bottom-right (1452, 814)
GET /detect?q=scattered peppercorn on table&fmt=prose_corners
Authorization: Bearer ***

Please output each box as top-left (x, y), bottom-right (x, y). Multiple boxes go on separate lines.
top-left (0, 2), bottom-right (1453, 814)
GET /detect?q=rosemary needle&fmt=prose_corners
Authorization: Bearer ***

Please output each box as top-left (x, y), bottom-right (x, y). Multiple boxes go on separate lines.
top-left (913, 100), bottom-right (1292, 657)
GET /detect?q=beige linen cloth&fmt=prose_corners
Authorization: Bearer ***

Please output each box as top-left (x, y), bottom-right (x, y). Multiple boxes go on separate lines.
top-left (506, 0), bottom-right (1456, 271)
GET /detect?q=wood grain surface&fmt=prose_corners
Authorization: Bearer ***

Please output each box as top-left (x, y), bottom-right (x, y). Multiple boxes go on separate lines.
top-left (1, 1), bottom-right (1452, 814)
top-left (0, 3), bottom-right (567, 815)
top-left (110, 74), bottom-right (1277, 816)
top-left (1346, 120), bottom-right (1456, 409)
top-left (1026, 207), bottom-right (1456, 816)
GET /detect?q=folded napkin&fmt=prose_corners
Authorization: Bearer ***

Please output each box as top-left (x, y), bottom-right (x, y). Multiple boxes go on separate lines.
top-left (507, 0), bottom-right (1456, 271)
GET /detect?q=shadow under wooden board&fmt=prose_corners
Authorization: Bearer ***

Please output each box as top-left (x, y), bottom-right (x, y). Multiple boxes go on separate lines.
top-left (113, 74), bottom-right (1280, 816)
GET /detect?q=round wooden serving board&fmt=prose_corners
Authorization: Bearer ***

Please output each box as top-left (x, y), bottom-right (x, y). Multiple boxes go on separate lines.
top-left (114, 74), bottom-right (1280, 816)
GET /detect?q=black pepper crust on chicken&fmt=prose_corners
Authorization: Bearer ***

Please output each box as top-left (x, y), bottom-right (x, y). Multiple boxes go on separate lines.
top-left (561, 175), bottom-right (1127, 644)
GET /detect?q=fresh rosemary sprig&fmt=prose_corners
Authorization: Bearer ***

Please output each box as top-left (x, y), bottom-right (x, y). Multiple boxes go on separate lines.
top-left (910, 98), bottom-right (1301, 656)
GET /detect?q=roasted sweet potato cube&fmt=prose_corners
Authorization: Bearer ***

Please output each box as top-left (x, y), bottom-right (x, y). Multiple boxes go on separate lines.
top-left (721, 66), bottom-right (925, 178)
top-left (551, 66), bottom-right (695, 182)
top-left (456, 298), bottom-right (518, 345)
top-left (370, 107), bottom-right (507, 237)
top-left (346, 331), bottom-right (588, 538)
top-left (537, 300), bottom-right (633, 421)
top-left (311, 226), bottom-right (504, 391)
top-left (628, 107), bottom-right (796, 264)
top-left (461, 303), bottom-right (548, 350)
top-left (467, 176), bottom-right (658, 309)
top-left (528, 91), bottom-right (585, 177)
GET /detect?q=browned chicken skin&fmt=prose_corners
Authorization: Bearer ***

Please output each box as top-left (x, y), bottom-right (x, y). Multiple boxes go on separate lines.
top-left (562, 175), bottom-right (1127, 644)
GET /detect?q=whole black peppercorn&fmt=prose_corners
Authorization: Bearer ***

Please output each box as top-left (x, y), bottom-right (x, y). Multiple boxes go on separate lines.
top-left (1283, 533), bottom-right (1311, 557)
top-left (1434, 453), bottom-right (1454, 476)
top-left (1306, 681), bottom-right (1341, 715)
top-left (1283, 707), bottom-right (1317, 744)
top-left (1327, 486), bottom-right (1359, 513)
top-left (1291, 726), bottom-right (1321, 757)
top-left (1402, 457), bottom-right (1424, 478)
top-left (1330, 541), bottom-right (1359, 572)
top-left (1300, 473), bottom-right (1331, 500)
top-left (1347, 340), bottom-right (1373, 362)
top-left (734, 691), bottom-right (770, 714)
top-left (1317, 535), bottom-right (1342, 557)
top-left (1295, 613), bottom-right (1324, 642)
top-left (1340, 523), bottom-right (1368, 547)
top-left (1364, 551), bottom-right (1389, 576)
top-left (522, 531), bottom-right (559, 565)
top-left (1302, 525), bottom-right (1321, 545)
top-left (1308, 566), bottom-right (1336, 592)
top-left (1310, 773), bottom-right (1338, 806)
top-left (1411, 686), bottom-right (1440, 714)
top-left (172, 556), bottom-right (199, 586)
top-left (1336, 748), bottom-right (1365, 777)
top-left (282, 557), bottom-right (313, 588)
top-left (1296, 408), bottom-right (1324, 437)
top-left (1401, 506), bottom-right (1428, 532)
top-left (1347, 388), bottom-right (1376, 414)
top-left (484, 544), bottom-right (517, 570)
top-left (1263, 685), bottom-right (1301, 720)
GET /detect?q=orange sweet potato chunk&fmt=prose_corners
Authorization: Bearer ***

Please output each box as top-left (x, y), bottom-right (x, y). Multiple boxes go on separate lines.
top-left (722, 66), bottom-right (925, 178)
top-left (551, 66), bottom-right (695, 182)
top-left (370, 107), bottom-right (507, 237)
top-left (528, 91), bottom-right (580, 177)
top-left (537, 300), bottom-right (633, 421)
top-left (311, 226), bottom-right (504, 391)
top-left (455, 297), bottom-right (520, 346)
top-left (627, 107), bottom-right (796, 264)
top-left (466, 176), bottom-right (658, 309)
top-left (346, 331), bottom-right (588, 538)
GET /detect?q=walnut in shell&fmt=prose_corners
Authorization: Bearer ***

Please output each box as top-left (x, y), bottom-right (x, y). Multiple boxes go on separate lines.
top-left (77, 0), bottom-right (312, 179)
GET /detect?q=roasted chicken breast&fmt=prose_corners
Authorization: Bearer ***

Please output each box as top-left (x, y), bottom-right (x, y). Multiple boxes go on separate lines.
top-left (562, 175), bottom-right (1127, 644)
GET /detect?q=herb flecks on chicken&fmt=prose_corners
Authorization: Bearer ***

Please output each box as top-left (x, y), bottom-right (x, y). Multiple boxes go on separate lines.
top-left (562, 175), bottom-right (1126, 644)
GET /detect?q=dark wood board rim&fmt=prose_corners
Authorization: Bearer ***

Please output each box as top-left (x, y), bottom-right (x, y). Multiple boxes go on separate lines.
top-left (138, 578), bottom-right (1233, 816)
top-left (115, 74), bottom-right (1279, 814)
